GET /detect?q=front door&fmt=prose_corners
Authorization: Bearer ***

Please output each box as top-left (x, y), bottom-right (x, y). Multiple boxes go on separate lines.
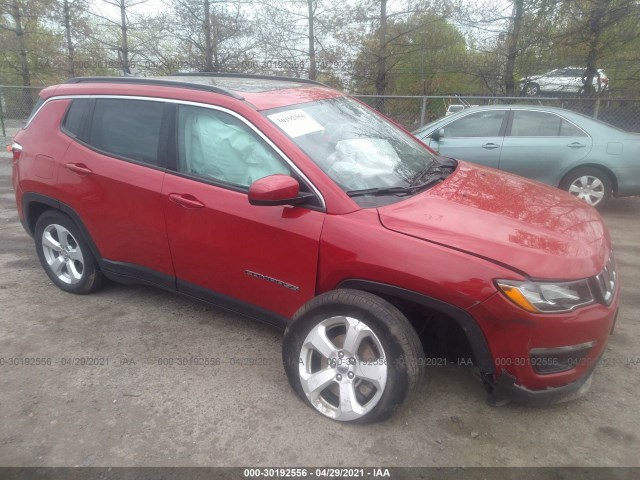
top-left (162, 104), bottom-right (325, 319)
top-left (428, 109), bottom-right (508, 169)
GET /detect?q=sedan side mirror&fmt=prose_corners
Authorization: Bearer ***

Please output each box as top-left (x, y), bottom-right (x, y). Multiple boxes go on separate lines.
top-left (248, 174), bottom-right (313, 206)
top-left (430, 128), bottom-right (445, 141)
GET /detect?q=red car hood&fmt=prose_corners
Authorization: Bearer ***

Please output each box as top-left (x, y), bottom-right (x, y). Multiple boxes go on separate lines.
top-left (378, 162), bottom-right (610, 279)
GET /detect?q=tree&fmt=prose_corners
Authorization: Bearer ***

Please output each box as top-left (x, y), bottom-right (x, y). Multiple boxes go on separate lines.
top-left (53, 0), bottom-right (90, 77)
top-left (165, 0), bottom-right (252, 72)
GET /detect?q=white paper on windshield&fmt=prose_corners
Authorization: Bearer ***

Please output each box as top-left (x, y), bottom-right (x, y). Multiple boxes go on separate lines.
top-left (267, 109), bottom-right (324, 138)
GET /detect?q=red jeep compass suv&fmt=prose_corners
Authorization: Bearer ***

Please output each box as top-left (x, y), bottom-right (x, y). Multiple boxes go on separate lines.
top-left (10, 74), bottom-right (619, 423)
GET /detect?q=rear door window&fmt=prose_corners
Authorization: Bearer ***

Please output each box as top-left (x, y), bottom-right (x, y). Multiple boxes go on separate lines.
top-left (88, 99), bottom-right (165, 166)
top-left (510, 110), bottom-right (587, 137)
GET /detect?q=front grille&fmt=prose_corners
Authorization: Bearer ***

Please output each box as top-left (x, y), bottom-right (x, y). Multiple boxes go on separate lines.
top-left (592, 254), bottom-right (617, 306)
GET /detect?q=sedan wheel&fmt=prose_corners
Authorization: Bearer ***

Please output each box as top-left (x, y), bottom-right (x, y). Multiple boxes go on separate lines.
top-left (561, 167), bottom-right (612, 208)
top-left (568, 176), bottom-right (605, 206)
top-left (283, 290), bottom-right (425, 423)
top-left (523, 82), bottom-right (540, 96)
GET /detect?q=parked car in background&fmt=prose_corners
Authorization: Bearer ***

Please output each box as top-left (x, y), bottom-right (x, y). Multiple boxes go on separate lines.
top-left (11, 75), bottom-right (619, 423)
top-left (521, 67), bottom-right (609, 96)
top-left (414, 105), bottom-right (640, 207)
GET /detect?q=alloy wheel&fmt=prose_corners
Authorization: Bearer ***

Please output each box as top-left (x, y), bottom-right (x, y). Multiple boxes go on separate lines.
top-left (298, 316), bottom-right (387, 421)
top-left (41, 224), bottom-right (85, 284)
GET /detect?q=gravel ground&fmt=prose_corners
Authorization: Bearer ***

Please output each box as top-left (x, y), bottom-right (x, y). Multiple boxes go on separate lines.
top-left (0, 155), bottom-right (638, 468)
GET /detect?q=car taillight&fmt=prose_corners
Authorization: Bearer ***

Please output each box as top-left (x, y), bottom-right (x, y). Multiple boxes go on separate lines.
top-left (7, 142), bottom-right (22, 162)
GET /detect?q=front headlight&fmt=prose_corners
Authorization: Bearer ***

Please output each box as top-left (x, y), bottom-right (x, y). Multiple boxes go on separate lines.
top-left (496, 279), bottom-right (594, 313)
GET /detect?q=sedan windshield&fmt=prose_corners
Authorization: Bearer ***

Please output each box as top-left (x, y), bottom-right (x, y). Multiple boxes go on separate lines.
top-left (263, 97), bottom-right (441, 199)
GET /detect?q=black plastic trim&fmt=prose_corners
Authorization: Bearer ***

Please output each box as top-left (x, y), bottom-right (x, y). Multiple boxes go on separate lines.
top-left (66, 76), bottom-right (244, 100)
top-left (177, 279), bottom-right (288, 330)
top-left (487, 353), bottom-right (601, 407)
top-left (22, 193), bottom-right (104, 262)
top-left (101, 260), bottom-right (176, 290)
top-left (337, 279), bottom-right (495, 374)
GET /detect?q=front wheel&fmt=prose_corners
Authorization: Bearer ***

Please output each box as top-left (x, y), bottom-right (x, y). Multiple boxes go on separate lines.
top-left (560, 167), bottom-right (612, 208)
top-left (283, 290), bottom-right (425, 423)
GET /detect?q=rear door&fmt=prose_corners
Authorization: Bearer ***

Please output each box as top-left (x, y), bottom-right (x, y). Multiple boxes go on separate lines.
top-left (498, 109), bottom-right (593, 185)
top-left (56, 97), bottom-right (175, 284)
top-left (162, 103), bottom-right (325, 319)
top-left (427, 109), bottom-right (508, 169)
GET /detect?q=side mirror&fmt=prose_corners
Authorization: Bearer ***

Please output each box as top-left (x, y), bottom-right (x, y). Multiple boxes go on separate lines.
top-left (248, 174), bottom-right (313, 206)
top-left (430, 128), bottom-right (445, 141)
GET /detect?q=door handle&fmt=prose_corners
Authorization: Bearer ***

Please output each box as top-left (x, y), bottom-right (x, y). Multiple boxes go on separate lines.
top-left (567, 142), bottom-right (586, 148)
top-left (168, 193), bottom-right (205, 209)
top-left (66, 163), bottom-right (93, 175)
top-left (482, 143), bottom-right (500, 150)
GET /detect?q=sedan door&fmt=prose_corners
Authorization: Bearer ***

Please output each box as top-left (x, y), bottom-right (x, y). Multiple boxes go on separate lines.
top-left (162, 104), bottom-right (325, 320)
top-left (499, 110), bottom-right (593, 185)
top-left (426, 109), bottom-right (508, 169)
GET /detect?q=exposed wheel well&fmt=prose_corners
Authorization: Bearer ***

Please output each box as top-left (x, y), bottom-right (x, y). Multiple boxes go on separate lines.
top-left (336, 281), bottom-right (495, 377)
top-left (371, 292), bottom-right (477, 366)
top-left (26, 201), bottom-right (54, 235)
top-left (560, 164), bottom-right (618, 196)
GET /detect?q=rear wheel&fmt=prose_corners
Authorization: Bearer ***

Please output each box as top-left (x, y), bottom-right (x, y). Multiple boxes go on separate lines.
top-left (283, 290), bottom-right (424, 423)
top-left (34, 210), bottom-right (103, 294)
top-left (560, 167), bottom-right (612, 208)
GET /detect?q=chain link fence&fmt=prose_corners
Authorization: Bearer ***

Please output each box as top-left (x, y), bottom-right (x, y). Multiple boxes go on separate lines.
top-left (2, 85), bottom-right (640, 147)
top-left (353, 95), bottom-right (640, 133)
top-left (0, 86), bottom-right (43, 145)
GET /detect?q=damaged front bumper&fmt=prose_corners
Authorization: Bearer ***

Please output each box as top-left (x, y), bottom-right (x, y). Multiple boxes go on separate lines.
top-left (486, 353), bottom-right (601, 407)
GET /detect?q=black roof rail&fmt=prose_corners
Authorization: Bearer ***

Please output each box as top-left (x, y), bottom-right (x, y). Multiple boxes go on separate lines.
top-left (65, 76), bottom-right (244, 100)
top-left (169, 72), bottom-right (329, 88)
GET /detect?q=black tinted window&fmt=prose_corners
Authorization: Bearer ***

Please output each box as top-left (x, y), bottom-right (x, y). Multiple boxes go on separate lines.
top-left (63, 99), bottom-right (92, 139)
top-left (443, 110), bottom-right (506, 137)
top-left (89, 99), bottom-right (164, 165)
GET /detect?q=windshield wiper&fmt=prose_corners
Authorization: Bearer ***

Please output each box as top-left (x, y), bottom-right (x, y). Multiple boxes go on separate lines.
top-left (346, 175), bottom-right (446, 198)
top-left (409, 157), bottom-right (457, 186)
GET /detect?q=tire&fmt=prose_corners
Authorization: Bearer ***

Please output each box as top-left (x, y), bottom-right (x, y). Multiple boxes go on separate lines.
top-left (34, 210), bottom-right (103, 294)
top-left (283, 289), bottom-right (425, 423)
top-left (523, 82), bottom-right (540, 96)
top-left (560, 167), bottom-right (613, 208)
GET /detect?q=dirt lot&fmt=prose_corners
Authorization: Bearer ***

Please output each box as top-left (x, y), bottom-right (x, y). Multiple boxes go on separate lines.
top-left (0, 155), bottom-right (638, 468)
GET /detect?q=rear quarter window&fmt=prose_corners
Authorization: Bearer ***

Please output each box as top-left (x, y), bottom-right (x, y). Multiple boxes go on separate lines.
top-left (62, 98), bottom-right (93, 140)
top-left (25, 97), bottom-right (45, 125)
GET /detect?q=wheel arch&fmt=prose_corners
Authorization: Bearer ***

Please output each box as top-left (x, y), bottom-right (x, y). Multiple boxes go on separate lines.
top-left (336, 279), bottom-right (496, 375)
top-left (22, 192), bottom-right (103, 261)
top-left (559, 163), bottom-right (618, 196)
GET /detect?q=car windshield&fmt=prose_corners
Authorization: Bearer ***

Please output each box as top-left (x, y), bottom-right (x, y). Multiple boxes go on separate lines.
top-left (263, 97), bottom-right (439, 198)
